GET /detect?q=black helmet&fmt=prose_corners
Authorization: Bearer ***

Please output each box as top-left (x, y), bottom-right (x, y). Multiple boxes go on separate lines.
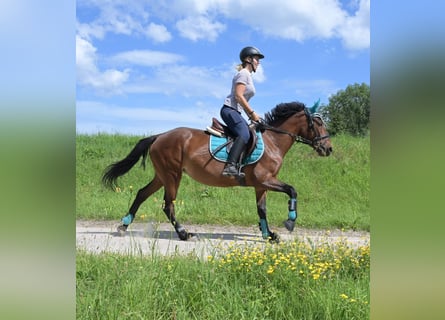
top-left (239, 46), bottom-right (265, 62)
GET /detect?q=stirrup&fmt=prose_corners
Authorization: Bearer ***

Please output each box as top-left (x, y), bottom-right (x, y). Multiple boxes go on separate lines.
top-left (222, 163), bottom-right (245, 178)
top-left (236, 167), bottom-right (245, 178)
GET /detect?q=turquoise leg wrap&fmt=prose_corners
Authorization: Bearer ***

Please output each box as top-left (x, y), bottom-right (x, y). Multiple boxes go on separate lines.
top-left (122, 213), bottom-right (134, 225)
top-left (259, 218), bottom-right (269, 239)
top-left (288, 198), bottom-right (297, 221)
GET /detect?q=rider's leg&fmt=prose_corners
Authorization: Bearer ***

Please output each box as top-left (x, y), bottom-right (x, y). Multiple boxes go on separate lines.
top-left (220, 107), bottom-right (250, 178)
top-left (222, 136), bottom-right (247, 177)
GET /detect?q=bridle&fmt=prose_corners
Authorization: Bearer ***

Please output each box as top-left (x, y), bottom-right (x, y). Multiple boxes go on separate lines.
top-left (255, 108), bottom-right (330, 149)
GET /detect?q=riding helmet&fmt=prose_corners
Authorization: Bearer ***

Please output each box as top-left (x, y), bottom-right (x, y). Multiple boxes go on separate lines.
top-left (239, 46), bottom-right (265, 61)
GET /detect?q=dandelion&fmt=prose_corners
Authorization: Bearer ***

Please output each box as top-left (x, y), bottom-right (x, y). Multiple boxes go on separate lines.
top-left (267, 266), bottom-right (274, 274)
top-left (340, 294), bottom-right (349, 300)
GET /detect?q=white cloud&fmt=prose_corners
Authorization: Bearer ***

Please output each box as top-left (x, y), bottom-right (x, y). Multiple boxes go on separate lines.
top-left (76, 0), bottom-right (368, 97)
top-left (76, 20), bottom-right (106, 40)
top-left (76, 1), bottom-right (171, 43)
top-left (231, 0), bottom-right (345, 41)
top-left (77, 37), bottom-right (230, 97)
top-left (110, 50), bottom-right (184, 67)
top-left (76, 35), bottom-right (130, 93)
top-left (176, 15), bottom-right (226, 42)
top-left (123, 64), bottom-right (230, 99)
top-left (76, 100), bottom-right (211, 135)
top-left (337, 0), bottom-right (370, 50)
top-left (77, 0), bottom-right (369, 49)
top-left (144, 22), bottom-right (172, 43)
top-left (157, 0), bottom-right (368, 49)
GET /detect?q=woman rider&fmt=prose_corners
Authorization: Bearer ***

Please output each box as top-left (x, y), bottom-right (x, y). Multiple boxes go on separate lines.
top-left (220, 46), bottom-right (264, 178)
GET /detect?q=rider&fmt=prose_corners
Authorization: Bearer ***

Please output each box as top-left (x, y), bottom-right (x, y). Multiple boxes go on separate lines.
top-left (221, 46), bottom-right (264, 178)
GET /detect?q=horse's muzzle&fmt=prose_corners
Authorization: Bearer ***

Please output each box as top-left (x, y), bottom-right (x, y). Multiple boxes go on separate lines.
top-left (315, 143), bottom-right (332, 156)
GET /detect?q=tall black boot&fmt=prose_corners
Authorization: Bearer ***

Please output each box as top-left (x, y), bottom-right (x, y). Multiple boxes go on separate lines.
top-left (222, 136), bottom-right (246, 178)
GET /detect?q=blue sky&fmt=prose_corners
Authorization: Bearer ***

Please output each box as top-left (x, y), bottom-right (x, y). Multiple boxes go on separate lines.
top-left (76, 0), bottom-right (369, 135)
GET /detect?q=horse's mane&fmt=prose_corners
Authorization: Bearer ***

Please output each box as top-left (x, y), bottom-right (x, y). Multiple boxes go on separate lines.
top-left (264, 101), bottom-right (306, 125)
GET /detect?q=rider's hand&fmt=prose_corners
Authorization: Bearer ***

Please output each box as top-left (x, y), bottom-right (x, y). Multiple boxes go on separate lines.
top-left (250, 111), bottom-right (260, 122)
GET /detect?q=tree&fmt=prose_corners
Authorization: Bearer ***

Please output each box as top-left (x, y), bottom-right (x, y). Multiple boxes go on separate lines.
top-left (320, 83), bottom-right (370, 136)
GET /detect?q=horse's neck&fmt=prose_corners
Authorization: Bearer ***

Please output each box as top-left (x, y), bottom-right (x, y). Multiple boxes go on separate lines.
top-left (265, 128), bottom-right (295, 155)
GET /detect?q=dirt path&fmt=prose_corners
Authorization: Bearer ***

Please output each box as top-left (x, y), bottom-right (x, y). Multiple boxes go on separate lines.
top-left (76, 220), bottom-right (370, 257)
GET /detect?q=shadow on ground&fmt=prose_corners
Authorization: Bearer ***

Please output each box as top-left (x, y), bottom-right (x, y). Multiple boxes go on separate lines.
top-left (77, 229), bottom-right (261, 242)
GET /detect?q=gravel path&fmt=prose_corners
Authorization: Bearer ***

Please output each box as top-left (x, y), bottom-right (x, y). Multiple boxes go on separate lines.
top-left (76, 220), bottom-right (370, 258)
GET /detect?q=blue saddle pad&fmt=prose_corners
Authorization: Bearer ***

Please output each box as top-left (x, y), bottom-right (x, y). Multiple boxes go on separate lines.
top-left (209, 131), bottom-right (265, 166)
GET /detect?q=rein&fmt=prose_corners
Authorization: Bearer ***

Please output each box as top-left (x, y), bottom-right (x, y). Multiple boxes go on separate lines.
top-left (256, 108), bottom-right (330, 148)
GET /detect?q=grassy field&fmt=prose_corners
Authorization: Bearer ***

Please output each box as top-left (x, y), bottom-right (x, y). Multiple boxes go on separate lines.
top-left (76, 133), bottom-right (370, 231)
top-left (77, 237), bottom-right (370, 319)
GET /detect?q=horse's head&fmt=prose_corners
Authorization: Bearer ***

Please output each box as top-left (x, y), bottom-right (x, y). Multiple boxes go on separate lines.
top-left (264, 101), bottom-right (332, 156)
top-left (300, 108), bottom-right (332, 156)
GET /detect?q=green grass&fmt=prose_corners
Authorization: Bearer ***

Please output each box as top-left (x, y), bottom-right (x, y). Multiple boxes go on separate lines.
top-left (77, 238), bottom-right (370, 319)
top-left (76, 133), bottom-right (369, 231)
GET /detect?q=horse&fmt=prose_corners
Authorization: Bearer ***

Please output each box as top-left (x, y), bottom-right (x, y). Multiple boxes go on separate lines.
top-left (102, 101), bottom-right (332, 242)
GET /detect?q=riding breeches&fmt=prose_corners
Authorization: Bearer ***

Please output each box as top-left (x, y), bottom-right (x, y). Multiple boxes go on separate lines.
top-left (220, 105), bottom-right (250, 144)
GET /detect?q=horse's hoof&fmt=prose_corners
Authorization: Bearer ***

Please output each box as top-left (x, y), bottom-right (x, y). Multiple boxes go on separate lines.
top-left (177, 229), bottom-right (194, 241)
top-left (117, 224), bottom-right (128, 236)
top-left (283, 219), bottom-right (295, 232)
top-left (268, 232), bottom-right (280, 244)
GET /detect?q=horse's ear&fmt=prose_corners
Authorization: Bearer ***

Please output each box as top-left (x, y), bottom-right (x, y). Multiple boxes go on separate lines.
top-left (309, 98), bottom-right (320, 113)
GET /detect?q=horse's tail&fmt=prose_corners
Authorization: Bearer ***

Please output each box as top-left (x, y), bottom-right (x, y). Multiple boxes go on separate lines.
top-left (102, 135), bottom-right (159, 189)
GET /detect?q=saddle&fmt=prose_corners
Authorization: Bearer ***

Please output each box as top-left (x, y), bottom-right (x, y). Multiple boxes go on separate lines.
top-left (206, 118), bottom-right (258, 157)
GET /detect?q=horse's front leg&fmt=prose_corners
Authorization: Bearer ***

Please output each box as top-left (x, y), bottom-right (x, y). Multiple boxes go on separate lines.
top-left (255, 189), bottom-right (280, 243)
top-left (281, 185), bottom-right (298, 232)
top-left (262, 178), bottom-right (298, 232)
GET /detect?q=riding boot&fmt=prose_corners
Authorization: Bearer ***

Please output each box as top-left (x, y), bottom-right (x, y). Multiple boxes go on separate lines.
top-left (222, 136), bottom-right (246, 178)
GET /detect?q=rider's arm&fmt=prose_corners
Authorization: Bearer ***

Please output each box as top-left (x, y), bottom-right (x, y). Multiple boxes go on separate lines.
top-left (234, 83), bottom-right (260, 121)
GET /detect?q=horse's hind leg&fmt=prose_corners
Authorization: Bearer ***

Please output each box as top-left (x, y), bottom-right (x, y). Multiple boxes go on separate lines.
top-left (163, 198), bottom-right (193, 241)
top-left (118, 176), bottom-right (163, 232)
top-left (161, 174), bottom-right (194, 241)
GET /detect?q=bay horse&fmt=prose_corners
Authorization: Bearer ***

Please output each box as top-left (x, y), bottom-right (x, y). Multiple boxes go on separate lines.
top-left (102, 101), bottom-right (332, 242)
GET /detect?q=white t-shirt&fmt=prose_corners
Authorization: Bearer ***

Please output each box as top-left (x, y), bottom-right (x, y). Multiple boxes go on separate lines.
top-left (224, 68), bottom-right (255, 113)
